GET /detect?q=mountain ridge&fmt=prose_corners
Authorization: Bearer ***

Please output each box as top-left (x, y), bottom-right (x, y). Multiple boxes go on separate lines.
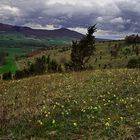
top-left (0, 23), bottom-right (111, 41)
top-left (0, 23), bottom-right (83, 39)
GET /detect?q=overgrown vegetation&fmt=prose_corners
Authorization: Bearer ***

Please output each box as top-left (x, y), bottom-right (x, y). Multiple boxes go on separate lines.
top-left (14, 55), bottom-right (62, 79)
top-left (0, 69), bottom-right (140, 139)
top-left (127, 57), bottom-right (140, 68)
top-left (2, 71), bottom-right (12, 80)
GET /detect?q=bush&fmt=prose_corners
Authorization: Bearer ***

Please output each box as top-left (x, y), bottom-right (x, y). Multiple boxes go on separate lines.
top-left (3, 72), bottom-right (12, 80)
top-left (0, 51), bottom-right (7, 65)
top-left (60, 57), bottom-right (67, 64)
top-left (48, 59), bottom-right (62, 73)
top-left (26, 55), bottom-right (47, 76)
top-left (57, 64), bottom-right (63, 72)
top-left (15, 70), bottom-right (25, 79)
top-left (33, 56), bottom-right (46, 75)
top-left (64, 61), bottom-right (73, 71)
top-left (127, 58), bottom-right (140, 68)
top-left (14, 55), bottom-right (63, 79)
top-left (46, 55), bottom-right (50, 64)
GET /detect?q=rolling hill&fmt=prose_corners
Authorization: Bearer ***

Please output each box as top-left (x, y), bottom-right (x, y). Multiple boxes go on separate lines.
top-left (0, 23), bottom-right (83, 39)
top-left (1, 69), bottom-right (140, 139)
top-left (0, 23), bottom-right (110, 41)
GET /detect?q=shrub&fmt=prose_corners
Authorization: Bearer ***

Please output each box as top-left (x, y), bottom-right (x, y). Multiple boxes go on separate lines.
top-left (14, 55), bottom-right (63, 79)
top-left (27, 55), bottom-right (47, 75)
top-left (0, 51), bottom-right (7, 65)
top-left (48, 59), bottom-right (62, 72)
top-left (64, 61), bottom-right (73, 71)
top-left (15, 70), bottom-right (25, 79)
top-left (127, 58), bottom-right (140, 68)
top-left (60, 57), bottom-right (67, 64)
top-left (57, 64), bottom-right (63, 72)
top-left (46, 55), bottom-right (50, 64)
top-left (3, 72), bottom-right (12, 80)
top-left (33, 55), bottom-right (46, 75)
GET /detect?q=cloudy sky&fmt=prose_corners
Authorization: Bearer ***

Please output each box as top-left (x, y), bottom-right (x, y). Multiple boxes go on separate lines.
top-left (0, 0), bottom-right (140, 39)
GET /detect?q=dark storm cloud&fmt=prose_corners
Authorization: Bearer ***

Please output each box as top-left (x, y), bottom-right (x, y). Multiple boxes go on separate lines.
top-left (0, 0), bottom-right (140, 39)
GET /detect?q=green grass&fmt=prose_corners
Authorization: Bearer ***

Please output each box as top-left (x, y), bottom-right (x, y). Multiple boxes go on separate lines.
top-left (0, 57), bottom-right (17, 74)
top-left (47, 37), bottom-right (73, 46)
top-left (0, 69), bottom-right (140, 139)
top-left (0, 47), bottom-right (32, 74)
top-left (38, 41), bottom-right (139, 69)
top-left (0, 34), bottom-right (46, 47)
top-left (0, 34), bottom-right (72, 48)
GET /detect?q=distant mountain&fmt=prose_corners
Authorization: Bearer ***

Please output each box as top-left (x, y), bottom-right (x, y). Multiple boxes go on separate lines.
top-left (0, 23), bottom-right (111, 41)
top-left (96, 38), bottom-right (111, 42)
top-left (0, 23), bottom-right (83, 39)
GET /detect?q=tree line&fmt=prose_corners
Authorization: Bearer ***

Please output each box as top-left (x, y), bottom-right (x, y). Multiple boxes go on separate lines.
top-left (125, 34), bottom-right (140, 44)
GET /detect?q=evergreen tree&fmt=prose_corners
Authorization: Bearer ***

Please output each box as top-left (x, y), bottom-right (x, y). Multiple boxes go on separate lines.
top-left (33, 55), bottom-right (46, 74)
top-left (71, 25), bottom-right (96, 71)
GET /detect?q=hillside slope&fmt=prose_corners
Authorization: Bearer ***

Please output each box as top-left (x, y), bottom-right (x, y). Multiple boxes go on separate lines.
top-left (0, 23), bottom-right (83, 39)
top-left (0, 69), bottom-right (140, 139)
top-left (0, 23), bottom-right (111, 41)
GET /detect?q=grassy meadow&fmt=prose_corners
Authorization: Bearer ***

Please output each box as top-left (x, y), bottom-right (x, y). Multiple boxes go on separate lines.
top-left (17, 41), bottom-right (140, 71)
top-left (0, 69), bottom-right (140, 139)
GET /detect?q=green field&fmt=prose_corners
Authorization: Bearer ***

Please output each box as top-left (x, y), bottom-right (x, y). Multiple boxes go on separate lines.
top-left (0, 34), bottom-right (73, 48)
top-left (0, 69), bottom-right (140, 139)
top-left (0, 47), bottom-right (32, 74)
top-left (47, 37), bottom-right (73, 46)
top-left (0, 34), bottom-right (50, 48)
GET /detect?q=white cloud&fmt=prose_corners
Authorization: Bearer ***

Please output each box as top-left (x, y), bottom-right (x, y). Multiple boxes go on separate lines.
top-left (23, 23), bottom-right (60, 30)
top-left (96, 17), bottom-right (104, 22)
top-left (110, 17), bottom-right (124, 24)
top-left (0, 0), bottom-right (140, 39)
top-left (0, 4), bottom-right (20, 15)
top-left (68, 27), bottom-right (87, 34)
